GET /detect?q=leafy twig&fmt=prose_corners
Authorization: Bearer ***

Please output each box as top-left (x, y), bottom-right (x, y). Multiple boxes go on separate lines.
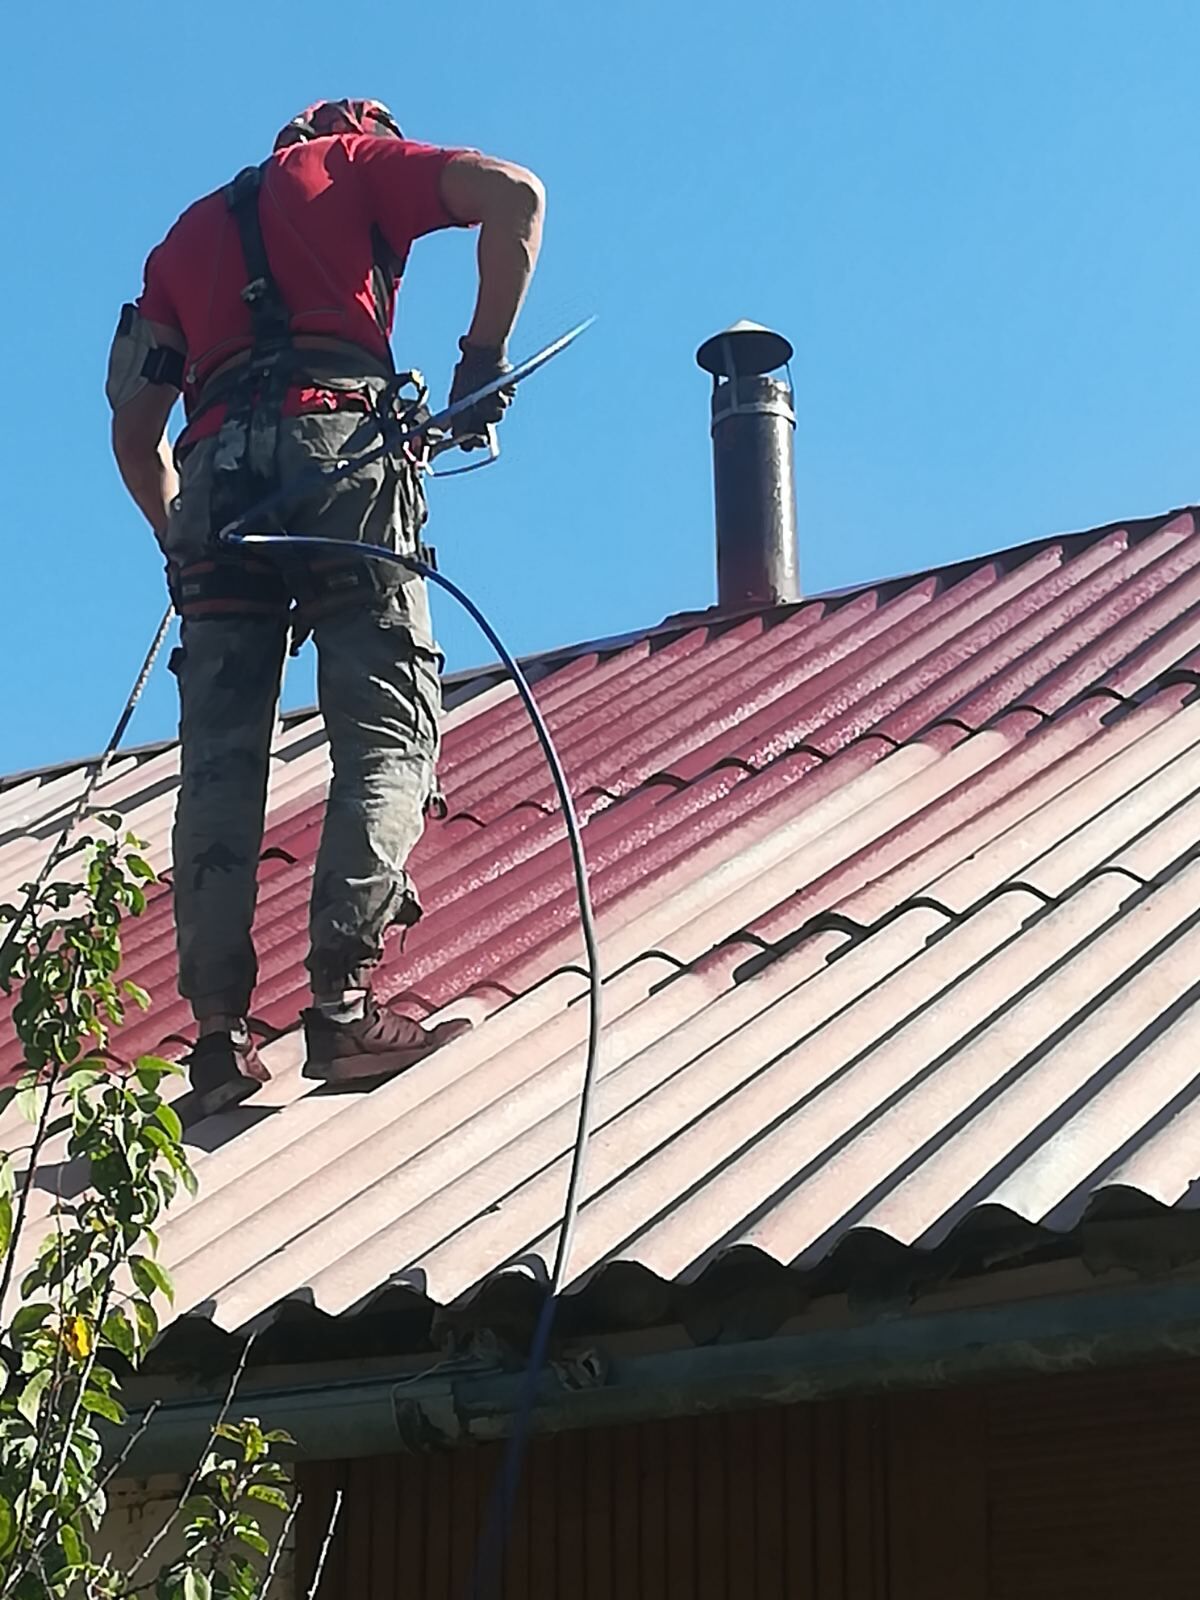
top-left (0, 818), bottom-right (298, 1600)
top-left (124, 1333), bottom-right (258, 1584)
top-left (5, 1262), bottom-right (116, 1595)
top-left (0, 1053), bottom-right (62, 1316)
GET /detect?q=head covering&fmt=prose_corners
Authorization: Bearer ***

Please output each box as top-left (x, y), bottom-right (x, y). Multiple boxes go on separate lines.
top-left (274, 98), bottom-right (404, 151)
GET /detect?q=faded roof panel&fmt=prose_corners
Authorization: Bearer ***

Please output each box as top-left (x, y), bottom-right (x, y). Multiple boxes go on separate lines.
top-left (3, 508), bottom-right (1200, 1340)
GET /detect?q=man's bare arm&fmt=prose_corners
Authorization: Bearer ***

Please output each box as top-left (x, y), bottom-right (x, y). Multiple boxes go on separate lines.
top-left (439, 153), bottom-right (546, 353)
top-left (112, 384), bottom-right (180, 545)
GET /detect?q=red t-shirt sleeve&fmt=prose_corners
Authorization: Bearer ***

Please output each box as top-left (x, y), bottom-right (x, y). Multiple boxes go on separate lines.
top-left (135, 242), bottom-right (183, 334)
top-left (351, 137), bottom-right (475, 258)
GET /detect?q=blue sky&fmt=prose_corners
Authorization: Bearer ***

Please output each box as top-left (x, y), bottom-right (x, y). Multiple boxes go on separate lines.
top-left (3, 0), bottom-right (1199, 774)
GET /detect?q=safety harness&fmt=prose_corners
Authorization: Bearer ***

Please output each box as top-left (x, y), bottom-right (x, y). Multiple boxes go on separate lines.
top-left (171, 161), bottom-right (433, 627)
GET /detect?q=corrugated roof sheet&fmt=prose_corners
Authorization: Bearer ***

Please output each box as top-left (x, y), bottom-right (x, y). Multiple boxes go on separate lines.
top-left (4, 508), bottom-right (1200, 1342)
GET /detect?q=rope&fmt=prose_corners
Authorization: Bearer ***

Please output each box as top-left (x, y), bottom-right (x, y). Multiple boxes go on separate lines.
top-left (0, 607), bottom-right (173, 968)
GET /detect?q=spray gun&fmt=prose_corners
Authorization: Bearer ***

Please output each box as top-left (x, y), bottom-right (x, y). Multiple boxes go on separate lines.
top-left (215, 317), bottom-right (593, 546)
top-left (379, 367), bottom-right (500, 478)
top-left (425, 419), bottom-right (500, 476)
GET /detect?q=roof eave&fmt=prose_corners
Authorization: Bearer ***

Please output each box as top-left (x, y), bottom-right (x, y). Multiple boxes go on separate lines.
top-left (114, 1270), bottom-right (1200, 1475)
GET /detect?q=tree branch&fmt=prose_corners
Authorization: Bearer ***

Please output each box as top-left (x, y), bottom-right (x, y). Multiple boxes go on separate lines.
top-left (95, 1399), bottom-right (161, 1497)
top-left (124, 1333), bottom-right (257, 1583)
top-left (306, 1489), bottom-right (343, 1600)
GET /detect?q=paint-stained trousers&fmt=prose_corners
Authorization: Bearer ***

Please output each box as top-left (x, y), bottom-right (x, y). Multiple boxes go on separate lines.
top-left (164, 399), bottom-right (442, 1018)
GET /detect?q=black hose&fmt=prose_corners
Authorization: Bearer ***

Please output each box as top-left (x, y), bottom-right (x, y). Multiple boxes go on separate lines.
top-left (230, 532), bottom-right (604, 1596)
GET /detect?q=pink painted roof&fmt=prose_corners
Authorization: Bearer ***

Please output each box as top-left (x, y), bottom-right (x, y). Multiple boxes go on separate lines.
top-left (3, 507), bottom-right (1200, 1341)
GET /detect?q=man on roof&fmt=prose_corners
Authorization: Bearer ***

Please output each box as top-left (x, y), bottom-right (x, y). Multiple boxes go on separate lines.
top-left (106, 98), bottom-right (545, 1113)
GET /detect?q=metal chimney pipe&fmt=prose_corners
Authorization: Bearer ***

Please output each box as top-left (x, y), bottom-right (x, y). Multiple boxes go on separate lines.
top-left (696, 320), bottom-right (799, 610)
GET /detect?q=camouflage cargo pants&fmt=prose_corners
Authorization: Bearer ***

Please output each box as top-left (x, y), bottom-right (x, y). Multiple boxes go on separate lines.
top-left (165, 398), bottom-right (442, 1017)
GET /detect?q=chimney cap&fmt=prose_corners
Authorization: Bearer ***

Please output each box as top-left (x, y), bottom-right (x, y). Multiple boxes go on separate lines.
top-left (696, 320), bottom-right (793, 378)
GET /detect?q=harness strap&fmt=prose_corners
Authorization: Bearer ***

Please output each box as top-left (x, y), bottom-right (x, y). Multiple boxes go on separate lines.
top-left (169, 556), bottom-right (289, 621)
top-left (368, 225), bottom-right (401, 357)
top-left (226, 164), bottom-right (291, 353)
top-left (184, 160), bottom-right (422, 626)
top-left (208, 163), bottom-right (302, 537)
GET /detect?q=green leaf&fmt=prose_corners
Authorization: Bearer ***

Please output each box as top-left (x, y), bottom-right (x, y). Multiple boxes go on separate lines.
top-left (67, 1063), bottom-right (106, 1088)
top-left (131, 1254), bottom-right (175, 1303)
top-left (0, 1494), bottom-right (14, 1561)
top-left (15, 1083), bottom-right (43, 1124)
top-left (10, 1302), bottom-right (53, 1339)
top-left (81, 1389), bottom-right (125, 1424)
top-left (101, 1309), bottom-right (136, 1360)
top-left (0, 1195), bottom-right (12, 1258)
top-left (135, 1062), bottom-right (182, 1100)
top-left (121, 981), bottom-right (152, 1013)
top-left (96, 813), bottom-right (123, 832)
top-left (246, 1484), bottom-right (291, 1512)
top-left (59, 1521), bottom-right (86, 1568)
top-left (262, 1429), bottom-right (295, 1445)
top-left (20, 1262), bottom-right (47, 1297)
top-left (181, 1493), bottom-right (217, 1522)
top-left (17, 1368), bottom-right (50, 1424)
top-left (132, 1298), bottom-right (158, 1349)
top-left (154, 1102), bottom-right (184, 1143)
top-left (227, 1556), bottom-right (260, 1600)
top-left (183, 1567), bottom-right (213, 1600)
top-left (126, 855), bottom-right (156, 882)
top-left (236, 1527), bottom-right (271, 1558)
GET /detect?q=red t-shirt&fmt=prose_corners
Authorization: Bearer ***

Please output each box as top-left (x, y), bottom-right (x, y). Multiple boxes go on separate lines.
top-left (137, 134), bottom-right (471, 437)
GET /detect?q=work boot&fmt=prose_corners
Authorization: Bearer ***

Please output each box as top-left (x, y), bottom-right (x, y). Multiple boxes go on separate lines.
top-left (185, 1025), bottom-right (271, 1117)
top-left (301, 997), bottom-right (472, 1085)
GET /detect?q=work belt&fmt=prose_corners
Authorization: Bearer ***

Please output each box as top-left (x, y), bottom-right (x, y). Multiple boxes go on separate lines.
top-left (177, 347), bottom-right (390, 459)
top-left (169, 161), bottom-right (435, 628)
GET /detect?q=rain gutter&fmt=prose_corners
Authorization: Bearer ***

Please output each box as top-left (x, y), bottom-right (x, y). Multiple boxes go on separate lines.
top-left (113, 1276), bottom-right (1200, 1476)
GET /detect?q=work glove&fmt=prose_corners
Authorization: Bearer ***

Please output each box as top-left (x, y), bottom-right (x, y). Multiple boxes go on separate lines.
top-left (447, 338), bottom-right (516, 449)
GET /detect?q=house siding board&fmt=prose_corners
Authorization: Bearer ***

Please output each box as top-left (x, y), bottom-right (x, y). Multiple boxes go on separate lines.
top-left (4, 513), bottom-right (1200, 1333)
top-left (296, 1359), bottom-right (1200, 1598)
top-left (985, 1361), bottom-right (1200, 1600)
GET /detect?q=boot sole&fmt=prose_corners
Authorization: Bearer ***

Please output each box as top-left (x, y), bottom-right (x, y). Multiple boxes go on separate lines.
top-left (179, 1072), bottom-right (262, 1125)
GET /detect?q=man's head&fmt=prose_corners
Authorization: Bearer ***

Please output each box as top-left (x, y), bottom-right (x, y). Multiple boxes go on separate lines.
top-left (274, 99), bottom-right (404, 152)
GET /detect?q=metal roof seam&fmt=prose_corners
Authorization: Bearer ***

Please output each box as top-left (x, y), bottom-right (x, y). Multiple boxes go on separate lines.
top-left (1139, 838), bottom-right (1200, 891)
top-left (729, 899), bottom-right (959, 986)
top-left (748, 741), bottom-right (837, 772)
top-left (901, 715), bottom-right (977, 743)
top-left (651, 764), bottom-right (743, 788)
top-left (1144, 666), bottom-right (1200, 695)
